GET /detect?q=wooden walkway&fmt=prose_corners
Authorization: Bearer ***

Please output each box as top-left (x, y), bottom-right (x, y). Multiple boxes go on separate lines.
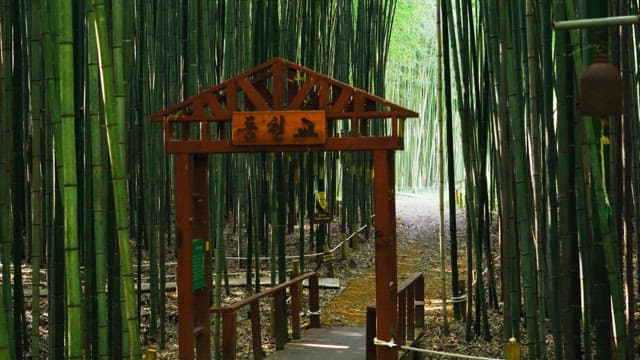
top-left (268, 327), bottom-right (366, 359)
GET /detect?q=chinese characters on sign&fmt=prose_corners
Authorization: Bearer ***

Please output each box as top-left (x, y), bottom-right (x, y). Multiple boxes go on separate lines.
top-left (232, 110), bottom-right (326, 146)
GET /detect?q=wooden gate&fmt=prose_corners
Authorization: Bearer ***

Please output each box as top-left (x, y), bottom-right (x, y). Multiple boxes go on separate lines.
top-left (151, 58), bottom-right (418, 359)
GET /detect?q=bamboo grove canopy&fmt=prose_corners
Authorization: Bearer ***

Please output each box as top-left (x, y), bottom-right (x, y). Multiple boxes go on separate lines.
top-left (3, 0), bottom-right (640, 359)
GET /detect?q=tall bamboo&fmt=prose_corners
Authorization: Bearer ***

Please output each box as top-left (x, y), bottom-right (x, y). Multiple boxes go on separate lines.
top-left (0, 6), bottom-right (16, 357)
top-left (87, 3), bottom-right (110, 357)
top-left (505, 0), bottom-right (541, 355)
top-left (56, 0), bottom-right (84, 357)
top-left (436, 0), bottom-right (449, 335)
top-left (28, 0), bottom-right (44, 358)
top-left (91, 1), bottom-right (141, 356)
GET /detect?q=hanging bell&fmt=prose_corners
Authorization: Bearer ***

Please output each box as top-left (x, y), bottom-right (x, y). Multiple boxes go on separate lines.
top-left (579, 53), bottom-right (623, 116)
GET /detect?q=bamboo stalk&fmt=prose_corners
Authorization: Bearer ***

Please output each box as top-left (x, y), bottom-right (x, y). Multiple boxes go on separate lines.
top-left (553, 14), bottom-right (640, 29)
top-left (91, 2), bottom-right (141, 357)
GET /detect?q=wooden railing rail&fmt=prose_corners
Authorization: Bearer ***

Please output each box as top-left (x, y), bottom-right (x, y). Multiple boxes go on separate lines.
top-left (210, 271), bottom-right (320, 359)
top-left (366, 273), bottom-right (425, 359)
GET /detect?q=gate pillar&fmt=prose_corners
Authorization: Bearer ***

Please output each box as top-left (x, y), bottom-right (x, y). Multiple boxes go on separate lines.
top-left (175, 154), bottom-right (212, 359)
top-left (373, 150), bottom-right (398, 360)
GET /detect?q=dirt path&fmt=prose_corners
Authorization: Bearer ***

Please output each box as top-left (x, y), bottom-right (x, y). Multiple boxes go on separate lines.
top-left (321, 192), bottom-right (508, 358)
top-left (322, 192), bottom-right (446, 326)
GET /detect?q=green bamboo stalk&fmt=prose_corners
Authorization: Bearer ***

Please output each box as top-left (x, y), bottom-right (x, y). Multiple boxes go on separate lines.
top-left (55, 0), bottom-right (83, 357)
top-left (87, 3), bottom-right (110, 358)
top-left (583, 116), bottom-right (627, 359)
top-left (524, 1), bottom-right (548, 356)
top-left (440, 0), bottom-right (461, 320)
top-left (619, 2), bottom-right (636, 354)
top-left (0, 6), bottom-right (16, 357)
top-left (0, 284), bottom-right (8, 360)
top-left (436, 0), bottom-right (449, 335)
top-left (28, 0), bottom-right (44, 357)
top-left (91, 2), bottom-right (141, 357)
top-left (541, 0), bottom-right (564, 355)
top-left (556, 33), bottom-right (582, 360)
top-left (503, 1), bottom-right (541, 355)
top-left (9, 1), bottom-right (28, 355)
top-left (40, 1), bottom-right (66, 356)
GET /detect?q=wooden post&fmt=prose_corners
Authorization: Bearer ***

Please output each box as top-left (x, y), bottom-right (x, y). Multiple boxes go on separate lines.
top-left (192, 154), bottom-right (211, 359)
top-left (222, 312), bottom-right (237, 360)
top-left (373, 150), bottom-right (398, 360)
top-left (274, 290), bottom-right (287, 350)
top-left (309, 275), bottom-right (320, 328)
top-left (175, 154), bottom-right (195, 360)
top-left (416, 274), bottom-right (425, 329)
top-left (407, 283), bottom-right (415, 341)
top-left (290, 280), bottom-right (302, 340)
top-left (250, 302), bottom-right (263, 360)
top-left (398, 289), bottom-right (406, 346)
top-left (366, 304), bottom-right (377, 360)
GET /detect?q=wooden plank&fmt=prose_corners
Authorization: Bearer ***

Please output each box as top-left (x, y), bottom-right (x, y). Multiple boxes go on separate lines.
top-left (288, 76), bottom-right (318, 109)
top-left (237, 77), bottom-right (270, 110)
top-left (164, 136), bottom-right (403, 154)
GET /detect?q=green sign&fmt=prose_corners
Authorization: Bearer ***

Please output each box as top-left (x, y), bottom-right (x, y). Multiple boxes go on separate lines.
top-left (192, 239), bottom-right (205, 290)
top-left (322, 251), bottom-right (336, 264)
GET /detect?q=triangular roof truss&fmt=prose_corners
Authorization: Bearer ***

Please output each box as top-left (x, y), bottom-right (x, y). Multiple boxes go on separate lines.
top-left (151, 57), bottom-right (418, 153)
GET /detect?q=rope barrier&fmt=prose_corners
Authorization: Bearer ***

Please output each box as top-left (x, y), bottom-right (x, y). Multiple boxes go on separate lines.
top-left (374, 337), bottom-right (503, 360)
top-left (399, 344), bottom-right (504, 360)
top-left (227, 223), bottom-right (368, 261)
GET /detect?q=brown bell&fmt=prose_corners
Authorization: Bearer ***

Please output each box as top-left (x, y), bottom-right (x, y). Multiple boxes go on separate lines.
top-left (579, 54), bottom-right (623, 116)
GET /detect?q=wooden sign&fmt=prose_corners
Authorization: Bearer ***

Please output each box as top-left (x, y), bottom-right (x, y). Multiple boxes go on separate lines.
top-left (232, 110), bottom-right (326, 146)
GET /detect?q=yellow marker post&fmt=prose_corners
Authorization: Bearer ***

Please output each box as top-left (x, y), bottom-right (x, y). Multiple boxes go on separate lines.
top-left (505, 337), bottom-right (521, 360)
top-left (144, 348), bottom-right (158, 360)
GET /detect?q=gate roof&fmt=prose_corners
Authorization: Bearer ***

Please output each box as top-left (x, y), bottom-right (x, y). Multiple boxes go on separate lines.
top-left (151, 57), bottom-right (418, 153)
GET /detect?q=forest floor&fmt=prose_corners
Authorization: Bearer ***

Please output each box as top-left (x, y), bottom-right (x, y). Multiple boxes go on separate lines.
top-left (318, 192), bottom-right (508, 359)
top-left (147, 191), bottom-right (511, 359)
top-left (23, 192), bottom-right (515, 358)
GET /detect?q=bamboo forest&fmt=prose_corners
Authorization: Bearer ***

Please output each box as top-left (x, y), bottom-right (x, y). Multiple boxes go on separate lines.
top-left (1, 0), bottom-right (640, 359)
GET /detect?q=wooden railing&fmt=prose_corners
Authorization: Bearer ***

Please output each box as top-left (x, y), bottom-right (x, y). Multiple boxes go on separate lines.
top-left (210, 272), bottom-right (320, 359)
top-left (366, 273), bottom-right (425, 359)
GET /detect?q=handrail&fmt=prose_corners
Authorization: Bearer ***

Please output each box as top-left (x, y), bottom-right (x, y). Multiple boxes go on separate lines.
top-left (210, 271), bottom-right (321, 359)
top-left (366, 273), bottom-right (425, 359)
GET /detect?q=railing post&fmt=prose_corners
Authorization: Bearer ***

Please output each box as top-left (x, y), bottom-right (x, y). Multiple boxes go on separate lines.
top-left (407, 283), bottom-right (415, 341)
top-left (398, 289), bottom-right (406, 346)
top-left (366, 304), bottom-right (377, 360)
top-left (309, 275), bottom-right (320, 328)
top-left (222, 312), bottom-right (237, 360)
top-left (290, 281), bottom-right (301, 340)
top-left (415, 274), bottom-right (424, 329)
top-left (250, 302), bottom-right (263, 360)
top-left (274, 290), bottom-right (287, 350)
